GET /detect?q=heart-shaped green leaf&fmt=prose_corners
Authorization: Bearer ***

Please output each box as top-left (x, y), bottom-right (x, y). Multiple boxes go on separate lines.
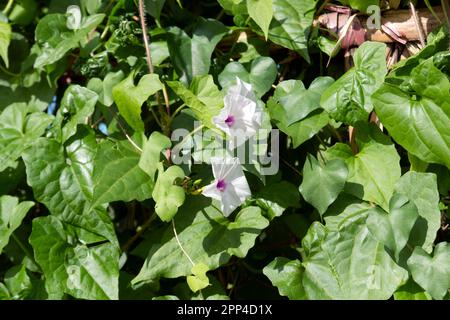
top-left (218, 56), bottom-right (277, 98)
top-left (407, 242), bottom-right (450, 300)
top-left (186, 263), bottom-right (210, 292)
top-left (153, 164), bottom-right (186, 222)
top-left (367, 193), bottom-right (419, 260)
top-left (299, 154), bottom-right (348, 215)
top-left (23, 128), bottom-right (118, 246)
top-left (373, 58), bottom-right (450, 168)
top-left (113, 73), bottom-right (163, 132)
top-left (263, 257), bottom-right (306, 300)
top-left (302, 215), bottom-right (408, 299)
top-left (87, 71), bottom-right (125, 107)
top-left (30, 216), bottom-right (120, 300)
top-left (93, 138), bottom-right (154, 206)
top-left (167, 18), bottom-right (227, 85)
top-left (395, 172), bottom-right (441, 253)
top-left (139, 131), bottom-right (172, 179)
top-left (325, 126), bottom-right (402, 211)
top-left (34, 13), bottom-right (105, 68)
top-left (321, 42), bottom-right (387, 125)
top-left (287, 77), bottom-right (334, 125)
top-left (268, 0), bottom-right (317, 63)
top-left (267, 79), bottom-right (331, 148)
top-left (247, 0), bottom-right (273, 40)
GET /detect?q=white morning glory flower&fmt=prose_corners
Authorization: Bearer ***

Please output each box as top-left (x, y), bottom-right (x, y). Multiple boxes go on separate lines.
top-left (66, 5), bottom-right (82, 30)
top-left (213, 78), bottom-right (263, 148)
top-left (202, 156), bottom-right (251, 216)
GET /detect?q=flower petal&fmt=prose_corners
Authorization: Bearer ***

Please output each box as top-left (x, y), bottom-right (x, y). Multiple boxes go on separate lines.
top-left (230, 175), bottom-right (251, 202)
top-left (204, 156), bottom-right (252, 217)
top-left (215, 77), bottom-right (262, 148)
top-left (234, 77), bottom-right (256, 101)
top-left (210, 156), bottom-right (238, 179)
top-left (202, 181), bottom-right (222, 201)
top-left (220, 185), bottom-right (242, 216)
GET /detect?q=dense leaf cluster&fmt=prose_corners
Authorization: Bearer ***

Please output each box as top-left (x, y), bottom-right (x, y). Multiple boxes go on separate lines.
top-left (0, 0), bottom-right (448, 300)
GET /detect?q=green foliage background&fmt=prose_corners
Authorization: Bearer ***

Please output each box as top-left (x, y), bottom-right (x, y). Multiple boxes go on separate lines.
top-left (0, 0), bottom-right (449, 300)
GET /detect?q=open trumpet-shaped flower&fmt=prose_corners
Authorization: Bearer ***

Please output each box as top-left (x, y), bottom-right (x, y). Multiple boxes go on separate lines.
top-left (202, 157), bottom-right (251, 216)
top-left (213, 78), bottom-right (262, 148)
top-left (66, 5), bottom-right (82, 30)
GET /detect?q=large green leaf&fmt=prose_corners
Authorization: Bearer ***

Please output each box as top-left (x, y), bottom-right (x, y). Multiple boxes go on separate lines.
top-left (0, 21), bottom-right (11, 67)
top-left (53, 85), bottom-right (98, 143)
top-left (112, 73), bottom-right (163, 132)
top-left (87, 70), bottom-right (125, 107)
top-left (0, 196), bottom-right (34, 254)
top-left (93, 138), bottom-right (154, 205)
top-left (407, 242), bottom-right (450, 300)
top-left (29, 216), bottom-right (67, 299)
top-left (263, 257), bottom-right (306, 300)
top-left (299, 154), bottom-right (348, 215)
top-left (267, 79), bottom-right (331, 148)
top-left (34, 13), bottom-right (105, 68)
top-left (0, 102), bottom-right (53, 172)
top-left (325, 127), bottom-right (401, 211)
top-left (347, 142), bottom-right (400, 210)
top-left (218, 56), bottom-right (277, 99)
top-left (65, 242), bottom-right (119, 300)
top-left (190, 75), bottom-right (225, 113)
top-left (247, 0), bottom-right (273, 40)
top-left (321, 42), bottom-right (387, 125)
top-left (139, 131), bottom-right (172, 179)
top-left (167, 18), bottom-right (227, 85)
top-left (302, 215), bottom-right (408, 299)
top-left (3, 263), bottom-right (32, 299)
top-left (30, 216), bottom-right (120, 300)
top-left (268, 0), bottom-right (317, 63)
top-left (167, 75), bottom-right (223, 129)
top-left (367, 194), bottom-right (419, 261)
top-left (395, 172), bottom-right (441, 253)
top-left (282, 77), bottom-right (335, 126)
top-left (22, 128), bottom-right (117, 245)
top-left (152, 164), bottom-right (186, 222)
top-left (132, 197), bottom-right (269, 288)
top-left (373, 59), bottom-right (450, 168)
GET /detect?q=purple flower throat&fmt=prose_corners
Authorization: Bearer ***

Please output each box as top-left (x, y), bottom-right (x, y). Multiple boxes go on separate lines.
top-left (216, 179), bottom-right (227, 192)
top-left (225, 115), bottom-right (235, 127)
